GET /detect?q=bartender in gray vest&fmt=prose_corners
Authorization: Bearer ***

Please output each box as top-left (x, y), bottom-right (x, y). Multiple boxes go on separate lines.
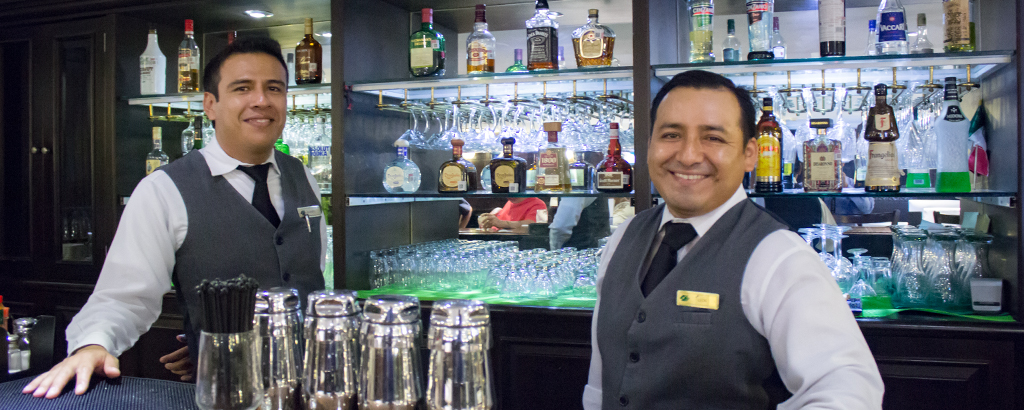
top-left (24, 37), bottom-right (326, 399)
top-left (582, 70), bottom-right (883, 409)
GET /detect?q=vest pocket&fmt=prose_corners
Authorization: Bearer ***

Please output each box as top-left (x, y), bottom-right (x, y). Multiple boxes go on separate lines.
top-left (673, 307), bottom-right (713, 325)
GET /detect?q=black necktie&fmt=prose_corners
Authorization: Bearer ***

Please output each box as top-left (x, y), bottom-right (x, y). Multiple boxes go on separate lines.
top-left (641, 222), bottom-right (698, 297)
top-left (236, 163), bottom-right (281, 228)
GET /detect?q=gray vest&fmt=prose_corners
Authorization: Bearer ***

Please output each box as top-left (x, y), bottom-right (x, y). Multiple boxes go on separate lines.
top-left (162, 149), bottom-right (323, 362)
top-left (597, 200), bottom-right (788, 409)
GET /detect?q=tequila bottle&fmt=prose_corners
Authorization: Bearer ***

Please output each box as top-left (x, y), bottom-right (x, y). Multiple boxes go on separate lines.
top-left (687, 0), bottom-right (714, 63)
top-left (595, 123), bottom-right (633, 193)
top-left (934, 77), bottom-right (971, 192)
top-left (490, 137), bottom-right (528, 193)
top-left (307, 116), bottom-right (332, 192)
top-left (383, 139), bottom-right (422, 193)
top-left (746, 0), bottom-right (774, 60)
top-left (876, 0), bottom-right (909, 55)
top-left (505, 49), bottom-right (528, 72)
top-left (569, 152), bottom-right (593, 191)
top-left (755, 98), bottom-right (782, 193)
top-left (864, 84), bottom-right (901, 192)
top-left (535, 122), bottom-right (571, 193)
top-left (722, 19), bottom-right (741, 62)
top-left (439, 138), bottom-right (472, 193)
top-left (146, 127), bottom-right (169, 175)
top-left (803, 119), bottom-right (843, 192)
top-left (572, 9), bottom-right (616, 68)
top-left (526, 0), bottom-right (559, 71)
top-left (911, 13), bottom-right (934, 53)
top-left (466, 4), bottom-right (496, 74)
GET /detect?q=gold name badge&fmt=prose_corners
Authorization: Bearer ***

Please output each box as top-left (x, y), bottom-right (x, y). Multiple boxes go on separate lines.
top-left (676, 290), bottom-right (720, 310)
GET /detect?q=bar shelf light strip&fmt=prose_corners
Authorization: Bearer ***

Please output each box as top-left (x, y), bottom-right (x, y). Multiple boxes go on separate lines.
top-left (127, 84), bottom-right (332, 108)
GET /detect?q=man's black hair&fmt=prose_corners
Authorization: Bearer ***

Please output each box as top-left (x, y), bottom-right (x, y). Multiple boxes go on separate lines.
top-left (202, 36), bottom-right (289, 100)
top-left (650, 70), bottom-right (756, 144)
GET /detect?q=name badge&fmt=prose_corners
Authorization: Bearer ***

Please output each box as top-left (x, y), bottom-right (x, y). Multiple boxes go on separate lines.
top-left (676, 290), bottom-right (719, 310)
top-left (297, 205), bottom-right (322, 218)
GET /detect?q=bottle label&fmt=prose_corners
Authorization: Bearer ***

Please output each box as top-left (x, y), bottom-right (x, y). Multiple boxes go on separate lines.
top-left (410, 38), bottom-right (435, 69)
top-left (441, 165), bottom-right (464, 189)
top-left (542, 174), bottom-right (559, 186)
top-left (944, 105), bottom-right (967, 122)
top-left (755, 138), bottom-right (781, 181)
top-left (878, 12), bottom-right (907, 42)
top-left (146, 159), bottom-right (163, 175)
top-left (140, 56), bottom-right (156, 90)
top-left (874, 113), bottom-right (892, 131)
top-left (597, 172), bottom-right (624, 189)
top-left (809, 153), bottom-right (838, 183)
top-left (866, 142), bottom-right (900, 187)
top-left (723, 48), bottom-right (740, 62)
top-left (571, 169), bottom-right (585, 187)
top-left (296, 49), bottom-right (317, 78)
top-left (943, 0), bottom-right (970, 46)
top-left (178, 49), bottom-right (199, 70)
top-left (397, 146), bottom-right (408, 157)
top-left (539, 151), bottom-right (559, 168)
top-left (509, 182), bottom-right (519, 193)
top-left (818, 0), bottom-right (846, 42)
top-left (691, 4), bottom-right (714, 31)
top-left (527, 27), bottom-right (558, 65)
top-left (494, 165), bottom-right (515, 188)
top-left (469, 41), bottom-right (488, 64)
top-left (579, 28), bottom-right (604, 59)
top-left (309, 145), bottom-right (331, 158)
top-left (746, 0), bottom-right (771, 24)
top-left (526, 169), bottom-right (537, 187)
top-left (385, 166), bottom-right (405, 188)
top-left (783, 162), bottom-right (793, 176)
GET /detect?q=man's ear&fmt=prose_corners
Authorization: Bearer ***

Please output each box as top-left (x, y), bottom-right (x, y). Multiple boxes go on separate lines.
top-left (202, 92), bottom-right (217, 121)
top-left (744, 137), bottom-right (758, 173)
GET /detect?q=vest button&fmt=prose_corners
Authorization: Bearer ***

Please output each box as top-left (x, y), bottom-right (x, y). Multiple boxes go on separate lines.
top-left (619, 395), bottom-right (629, 406)
top-left (637, 311), bottom-right (646, 323)
top-left (629, 352), bottom-right (639, 363)
top-left (282, 272), bottom-right (291, 282)
top-left (276, 236), bottom-right (284, 245)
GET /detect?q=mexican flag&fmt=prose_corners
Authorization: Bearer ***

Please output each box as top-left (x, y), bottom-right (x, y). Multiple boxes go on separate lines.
top-left (968, 104), bottom-right (989, 176)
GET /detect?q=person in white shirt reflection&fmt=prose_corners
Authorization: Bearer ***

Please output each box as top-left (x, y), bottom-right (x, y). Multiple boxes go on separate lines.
top-left (582, 70), bottom-right (883, 409)
top-left (23, 38), bottom-right (326, 399)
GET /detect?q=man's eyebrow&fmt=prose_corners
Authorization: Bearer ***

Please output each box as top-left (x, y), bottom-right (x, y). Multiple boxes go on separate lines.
top-left (266, 79), bottom-right (286, 87)
top-left (654, 122), bottom-right (728, 132)
top-left (226, 79), bottom-right (254, 88)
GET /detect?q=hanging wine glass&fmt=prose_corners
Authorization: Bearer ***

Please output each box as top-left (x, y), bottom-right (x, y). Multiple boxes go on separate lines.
top-left (841, 69), bottom-right (872, 114)
top-left (778, 71), bottom-right (807, 115)
top-left (809, 71), bottom-right (836, 115)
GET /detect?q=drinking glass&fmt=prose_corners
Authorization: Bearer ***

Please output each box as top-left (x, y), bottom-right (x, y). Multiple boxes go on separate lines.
top-left (892, 231), bottom-right (929, 308)
top-left (195, 330), bottom-right (263, 410)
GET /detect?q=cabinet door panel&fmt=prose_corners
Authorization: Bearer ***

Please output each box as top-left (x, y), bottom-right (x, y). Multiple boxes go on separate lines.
top-left (0, 39), bottom-right (33, 261)
top-left (498, 341), bottom-right (590, 410)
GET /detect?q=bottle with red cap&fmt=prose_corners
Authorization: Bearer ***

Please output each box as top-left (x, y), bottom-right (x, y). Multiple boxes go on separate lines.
top-left (595, 123), bottom-right (633, 193)
top-left (177, 19), bottom-right (201, 92)
top-left (409, 8), bottom-right (446, 77)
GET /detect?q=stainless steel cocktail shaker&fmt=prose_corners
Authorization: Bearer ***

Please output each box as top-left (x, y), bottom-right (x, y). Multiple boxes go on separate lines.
top-left (255, 287), bottom-right (304, 410)
top-left (303, 290), bottom-right (361, 410)
top-left (358, 295), bottom-right (423, 410)
top-left (426, 300), bottom-right (493, 410)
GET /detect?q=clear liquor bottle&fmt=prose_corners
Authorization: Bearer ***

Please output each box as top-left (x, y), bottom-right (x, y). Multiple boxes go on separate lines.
top-left (535, 122), bottom-right (571, 193)
top-left (146, 127), bottom-right (170, 175)
top-left (911, 13), bottom-right (934, 53)
top-left (410, 8), bottom-right (446, 77)
top-left (383, 139), bottom-right (422, 193)
top-left (526, 0), bottom-right (559, 71)
top-left (569, 152), bottom-right (593, 191)
top-left (572, 9), bottom-right (616, 68)
top-left (818, 0), bottom-right (846, 57)
top-left (177, 19), bottom-right (200, 93)
top-left (295, 18), bottom-right (323, 84)
top-left (755, 98), bottom-right (782, 193)
top-left (307, 116), bottom-right (332, 192)
top-left (770, 16), bottom-right (786, 59)
top-left (803, 119), bottom-right (843, 192)
top-left (934, 77), bottom-right (971, 192)
top-left (687, 0), bottom-right (714, 63)
top-left (526, 160), bottom-right (538, 191)
top-left (439, 138), bottom-right (472, 193)
top-left (722, 19), bottom-right (741, 62)
top-left (139, 29), bottom-right (166, 95)
top-left (180, 120), bottom-right (195, 154)
top-left (866, 20), bottom-right (880, 55)
top-left (864, 84), bottom-right (901, 192)
top-left (595, 123), bottom-right (633, 193)
top-left (506, 49), bottom-right (529, 72)
top-left (202, 116), bottom-right (215, 147)
top-left (942, 0), bottom-right (971, 52)
top-left (746, 0), bottom-right (774, 60)
top-left (490, 137), bottom-right (528, 193)
top-left (467, 4), bottom-right (496, 74)
top-left (876, 0), bottom-right (909, 55)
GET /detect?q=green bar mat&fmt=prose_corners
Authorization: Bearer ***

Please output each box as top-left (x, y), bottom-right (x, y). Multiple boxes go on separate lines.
top-left (357, 284), bottom-right (597, 308)
top-left (859, 296), bottom-right (1016, 322)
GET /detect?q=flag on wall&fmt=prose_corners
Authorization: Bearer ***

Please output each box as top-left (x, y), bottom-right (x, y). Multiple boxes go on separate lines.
top-left (968, 104), bottom-right (989, 176)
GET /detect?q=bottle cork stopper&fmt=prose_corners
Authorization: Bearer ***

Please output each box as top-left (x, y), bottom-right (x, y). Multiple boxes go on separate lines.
top-left (450, 138), bottom-right (465, 147)
top-left (394, 139), bottom-right (410, 147)
top-left (543, 122), bottom-right (562, 132)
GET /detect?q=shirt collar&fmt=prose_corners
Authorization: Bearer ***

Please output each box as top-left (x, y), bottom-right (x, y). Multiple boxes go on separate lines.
top-left (199, 138), bottom-right (280, 177)
top-left (659, 185), bottom-right (749, 237)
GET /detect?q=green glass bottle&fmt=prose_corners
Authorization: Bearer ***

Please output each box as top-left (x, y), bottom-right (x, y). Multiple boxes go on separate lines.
top-left (275, 137), bottom-right (290, 155)
top-left (409, 8), bottom-right (446, 77)
top-left (505, 48), bottom-right (528, 73)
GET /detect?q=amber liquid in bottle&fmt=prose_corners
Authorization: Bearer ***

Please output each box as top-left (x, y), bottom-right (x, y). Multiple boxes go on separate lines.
top-left (439, 139), bottom-right (471, 193)
top-left (490, 137), bottom-right (528, 193)
top-left (595, 123), bottom-right (632, 193)
top-left (754, 98), bottom-right (783, 193)
top-left (296, 18), bottom-right (323, 84)
top-left (536, 122), bottom-right (571, 193)
top-left (864, 84), bottom-right (901, 192)
top-left (572, 37), bottom-right (615, 67)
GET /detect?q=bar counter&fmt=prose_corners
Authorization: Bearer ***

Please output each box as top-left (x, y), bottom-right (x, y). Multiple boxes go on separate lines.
top-left (0, 376), bottom-right (200, 410)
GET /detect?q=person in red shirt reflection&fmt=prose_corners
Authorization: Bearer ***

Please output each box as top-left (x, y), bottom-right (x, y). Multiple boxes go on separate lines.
top-left (477, 197), bottom-right (547, 233)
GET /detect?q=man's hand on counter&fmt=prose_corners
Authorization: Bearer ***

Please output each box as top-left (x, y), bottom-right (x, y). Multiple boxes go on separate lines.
top-left (158, 334), bottom-right (194, 382)
top-left (22, 344), bottom-right (121, 399)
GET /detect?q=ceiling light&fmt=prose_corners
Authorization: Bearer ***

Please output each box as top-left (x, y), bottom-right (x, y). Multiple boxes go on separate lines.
top-left (244, 10), bottom-right (274, 18)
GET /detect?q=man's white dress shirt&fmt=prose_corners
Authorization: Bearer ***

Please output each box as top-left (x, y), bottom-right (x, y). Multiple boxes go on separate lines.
top-left (66, 139), bottom-right (327, 356)
top-left (583, 186), bottom-right (884, 410)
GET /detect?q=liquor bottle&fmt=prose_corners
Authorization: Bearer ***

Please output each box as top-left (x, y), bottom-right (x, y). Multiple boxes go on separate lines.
top-left (139, 29), bottom-right (167, 95)
top-left (967, 0), bottom-right (976, 51)
top-left (876, 0), bottom-right (908, 55)
top-left (480, 160), bottom-right (492, 191)
top-left (770, 17), bottom-right (786, 59)
top-left (506, 49), bottom-right (529, 72)
top-left (595, 123), bottom-right (633, 193)
top-left (526, 161), bottom-right (538, 191)
top-left (558, 46), bottom-right (566, 69)
top-left (274, 137), bottom-right (290, 155)
top-left (572, 9), bottom-right (616, 68)
top-left (383, 139), bottom-right (422, 193)
top-left (866, 19), bottom-right (880, 55)
top-left (943, 0), bottom-right (971, 52)
top-left (202, 116), bottom-right (215, 147)
top-left (755, 98), bottom-right (782, 193)
top-left (722, 19), bottom-right (741, 62)
top-left (818, 0), bottom-right (846, 57)
top-left (864, 84), bottom-right (901, 192)
top-left (191, 116), bottom-right (203, 150)
top-left (490, 137), bottom-right (528, 193)
top-left (177, 19), bottom-right (200, 92)
top-left (296, 18), bottom-right (323, 84)
top-left (410, 8), bottom-right (446, 77)
top-left (686, 0), bottom-right (714, 63)
top-left (439, 138), bottom-right (472, 193)
top-left (467, 4), bottom-right (496, 74)
top-left (803, 119), bottom-right (843, 192)
top-left (911, 13), bottom-right (934, 54)
top-left (181, 120), bottom-right (195, 154)
top-left (146, 127), bottom-right (170, 175)
top-left (526, 0), bottom-right (559, 71)
top-left (569, 153), bottom-right (593, 191)
top-left (536, 122), bottom-right (571, 193)
top-left (746, 0), bottom-right (774, 60)
top-left (935, 77), bottom-right (971, 192)
top-left (307, 116), bottom-right (332, 192)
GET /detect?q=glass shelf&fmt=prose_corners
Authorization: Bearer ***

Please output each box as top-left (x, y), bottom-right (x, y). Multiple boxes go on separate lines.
top-left (347, 190), bottom-right (634, 203)
top-left (349, 67), bottom-right (634, 100)
top-left (653, 51), bottom-right (1014, 87)
top-left (125, 83), bottom-right (332, 111)
top-left (745, 188), bottom-right (1016, 199)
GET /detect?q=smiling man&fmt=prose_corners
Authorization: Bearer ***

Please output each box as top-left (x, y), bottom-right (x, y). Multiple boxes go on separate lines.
top-left (582, 70), bottom-right (883, 409)
top-left (24, 37), bottom-right (326, 398)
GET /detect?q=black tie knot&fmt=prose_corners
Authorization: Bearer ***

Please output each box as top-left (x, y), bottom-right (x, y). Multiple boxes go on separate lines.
top-left (237, 163), bottom-right (272, 182)
top-left (236, 163), bottom-right (280, 228)
top-left (661, 222), bottom-right (697, 252)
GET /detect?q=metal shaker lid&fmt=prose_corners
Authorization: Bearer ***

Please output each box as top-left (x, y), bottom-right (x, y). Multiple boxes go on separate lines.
top-left (362, 295), bottom-right (420, 324)
top-left (306, 289), bottom-right (360, 317)
top-left (254, 287), bottom-right (300, 313)
top-left (430, 299), bottom-right (490, 328)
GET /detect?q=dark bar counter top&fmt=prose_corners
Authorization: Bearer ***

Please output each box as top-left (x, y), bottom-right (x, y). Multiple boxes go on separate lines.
top-left (0, 376), bottom-right (200, 410)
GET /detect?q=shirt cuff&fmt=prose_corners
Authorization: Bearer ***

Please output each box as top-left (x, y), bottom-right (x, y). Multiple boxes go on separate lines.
top-left (582, 384), bottom-right (602, 410)
top-left (68, 332), bottom-right (116, 356)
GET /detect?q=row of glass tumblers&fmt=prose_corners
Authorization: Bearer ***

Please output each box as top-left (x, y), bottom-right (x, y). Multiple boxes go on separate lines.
top-left (889, 226), bottom-right (993, 310)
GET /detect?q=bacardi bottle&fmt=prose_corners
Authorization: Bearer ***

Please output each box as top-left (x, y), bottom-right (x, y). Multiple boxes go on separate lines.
top-left (139, 29), bottom-right (167, 95)
top-left (864, 84), bottom-right (901, 192)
